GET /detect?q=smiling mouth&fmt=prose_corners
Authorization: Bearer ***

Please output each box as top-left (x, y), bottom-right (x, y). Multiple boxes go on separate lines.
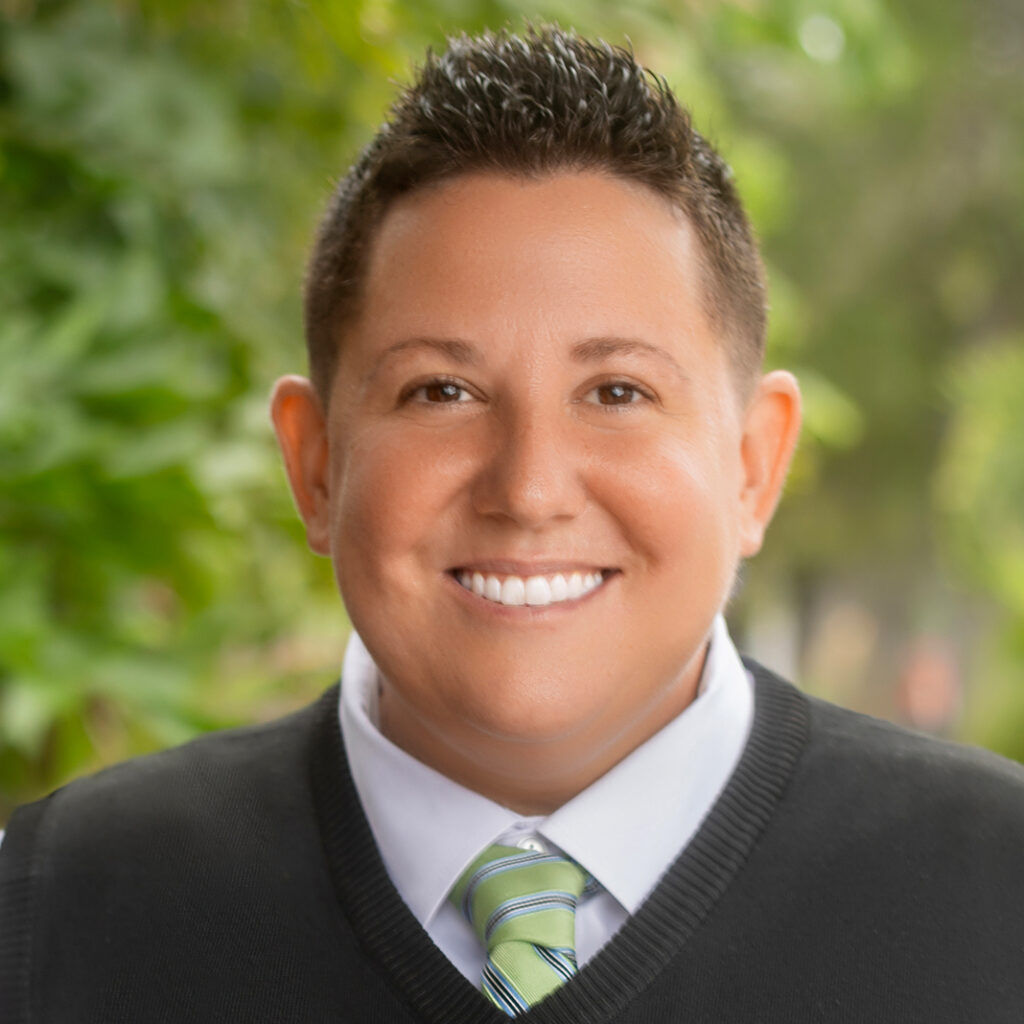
top-left (452, 569), bottom-right (612, 608)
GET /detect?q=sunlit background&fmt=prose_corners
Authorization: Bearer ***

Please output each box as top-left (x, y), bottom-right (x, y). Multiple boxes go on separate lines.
top-left (2, 0), bottom-right (1022, 819)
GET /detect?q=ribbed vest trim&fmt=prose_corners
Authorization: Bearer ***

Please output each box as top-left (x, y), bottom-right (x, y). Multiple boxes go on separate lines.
top-left (309, 661), bottom-right (811, 1024)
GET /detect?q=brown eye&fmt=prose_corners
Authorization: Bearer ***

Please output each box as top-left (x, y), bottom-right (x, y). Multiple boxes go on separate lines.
top-left (418, 381), bottom-right (471, 403)
top-left (591, 383), bottom-right (643, 406)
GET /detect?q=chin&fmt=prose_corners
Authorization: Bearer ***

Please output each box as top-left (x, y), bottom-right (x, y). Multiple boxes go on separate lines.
top-left (449, 670), bottom-right (608, 745)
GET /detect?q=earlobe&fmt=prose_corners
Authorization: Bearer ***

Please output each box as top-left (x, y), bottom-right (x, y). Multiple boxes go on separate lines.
top-left (270, 375), bottom-right (332, 556)
top-left (738, 370), bottom-right (802, 557)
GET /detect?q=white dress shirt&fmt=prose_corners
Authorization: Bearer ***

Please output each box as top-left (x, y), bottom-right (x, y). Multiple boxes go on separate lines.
top-left (341, 613), bottom-right (753, 981)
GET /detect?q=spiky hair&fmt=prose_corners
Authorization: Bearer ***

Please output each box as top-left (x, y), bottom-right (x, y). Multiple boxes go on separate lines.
top-left (304, 26), bottom-right (765, 402)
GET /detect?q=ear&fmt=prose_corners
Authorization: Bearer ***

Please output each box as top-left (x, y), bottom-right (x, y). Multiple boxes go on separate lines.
top-left (737, 370), bottom-right (802, 557)
top-left (270, 376), bottom-right (332, 556)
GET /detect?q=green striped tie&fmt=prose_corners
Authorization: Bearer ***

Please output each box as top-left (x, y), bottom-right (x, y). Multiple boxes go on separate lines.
top-left (450, 844), bottom-right (588, 1016)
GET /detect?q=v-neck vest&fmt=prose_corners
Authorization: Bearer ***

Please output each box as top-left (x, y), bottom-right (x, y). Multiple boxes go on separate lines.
top-left (3, 662), bottom-right (1024, 1022)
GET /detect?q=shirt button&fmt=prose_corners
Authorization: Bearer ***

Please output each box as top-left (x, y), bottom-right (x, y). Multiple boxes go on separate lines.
top-left (516, 836), bottom-right (546, 852)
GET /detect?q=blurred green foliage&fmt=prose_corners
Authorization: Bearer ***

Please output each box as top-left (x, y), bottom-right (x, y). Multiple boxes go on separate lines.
top-left (1, 0), bottom-right (1022, 817)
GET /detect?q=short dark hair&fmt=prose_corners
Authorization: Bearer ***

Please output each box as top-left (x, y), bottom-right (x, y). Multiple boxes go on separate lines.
top-left (304, 25), bottom-right (766, 405)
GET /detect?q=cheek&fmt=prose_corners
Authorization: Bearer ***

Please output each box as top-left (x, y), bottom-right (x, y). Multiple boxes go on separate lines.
top-left (595, 431), bottom-right (740, 566)
top-left (328, 426), bottom-right (470, 579)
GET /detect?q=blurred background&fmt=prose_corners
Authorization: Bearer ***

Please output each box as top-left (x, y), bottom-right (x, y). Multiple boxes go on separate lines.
top-left (1, 0), bottom-right (1022, 820)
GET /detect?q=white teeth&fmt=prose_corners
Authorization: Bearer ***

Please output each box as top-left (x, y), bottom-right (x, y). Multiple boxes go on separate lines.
top-left (456, 569), bottom-right (607, 607)
top-left (500, 576), bottom-right (526, 606)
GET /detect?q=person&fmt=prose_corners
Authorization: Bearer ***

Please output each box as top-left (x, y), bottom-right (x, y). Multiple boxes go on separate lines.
top-left (2, 25), bottom-right (1022, 1023)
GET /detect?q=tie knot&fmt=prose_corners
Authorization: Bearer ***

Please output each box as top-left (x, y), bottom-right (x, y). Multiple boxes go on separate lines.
top-left (451, 844), bottom-right (587, 952)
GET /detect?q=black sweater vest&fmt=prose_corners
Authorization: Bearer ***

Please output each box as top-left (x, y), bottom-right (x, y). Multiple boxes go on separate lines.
top-left (3, 663), bottom-right (1024, 1023)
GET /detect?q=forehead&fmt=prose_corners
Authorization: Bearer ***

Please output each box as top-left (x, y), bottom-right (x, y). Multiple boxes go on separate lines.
top-left (348, 168), bottom-right (724, 372)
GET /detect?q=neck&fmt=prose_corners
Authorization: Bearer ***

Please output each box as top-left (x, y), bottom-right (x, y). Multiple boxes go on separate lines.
top-left (378, 649), bottom-right (707, 815)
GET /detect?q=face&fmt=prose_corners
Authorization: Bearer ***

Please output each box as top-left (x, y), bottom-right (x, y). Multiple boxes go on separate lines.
top-left (273, 171), bottom-right (800, 811)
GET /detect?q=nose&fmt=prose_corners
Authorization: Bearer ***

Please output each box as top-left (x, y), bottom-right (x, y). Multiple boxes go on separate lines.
top-left (472, 404), bottom-right (587, 528)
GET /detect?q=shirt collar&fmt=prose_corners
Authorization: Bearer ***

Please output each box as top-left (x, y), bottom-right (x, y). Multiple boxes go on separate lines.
top-left (339, 614), bottom-right (752, 926)
top-left (537, 615), bottom-right (752, 912)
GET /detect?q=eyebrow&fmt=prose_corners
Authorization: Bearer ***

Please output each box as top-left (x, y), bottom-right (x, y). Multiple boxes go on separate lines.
top-left (363, 337), bottom-right (480, 385)
top-left (571, 336), bottom-right (689, 381)
top-left (363, 334), bottom-right (688, 384)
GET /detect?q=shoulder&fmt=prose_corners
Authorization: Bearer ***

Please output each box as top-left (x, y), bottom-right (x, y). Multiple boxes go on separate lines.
top-left (2, 685), bottom-right (340, 875)
top-left (748, 661), bottom-right (1024, 855)
top-left (806, 686), bottom-right (1024, 814)
top-left (748, 664), bottom-right (1024, 970)
top-left (0, 686), bottom-right (362, 1021)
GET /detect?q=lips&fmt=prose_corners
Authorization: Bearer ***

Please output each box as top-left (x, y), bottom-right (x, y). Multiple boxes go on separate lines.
top-left (454, 569), bottom-right (607, 607)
